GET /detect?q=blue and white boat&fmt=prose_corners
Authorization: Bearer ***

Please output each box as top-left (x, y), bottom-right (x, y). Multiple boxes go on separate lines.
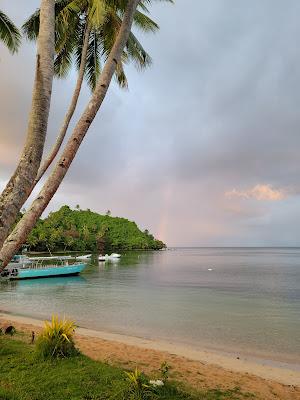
top-left (1, 258), bottom-right (86, 280)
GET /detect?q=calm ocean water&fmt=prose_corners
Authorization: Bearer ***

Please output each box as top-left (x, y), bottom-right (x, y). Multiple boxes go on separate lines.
top-left (1, 248), bottom-right (299, 364)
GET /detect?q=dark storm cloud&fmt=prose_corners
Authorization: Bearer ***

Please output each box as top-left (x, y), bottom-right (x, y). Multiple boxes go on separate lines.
top-left (1, 0), bottom-right (300, 245)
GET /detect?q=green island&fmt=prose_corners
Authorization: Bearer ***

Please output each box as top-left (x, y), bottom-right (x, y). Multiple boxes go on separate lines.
top-left (0, 335), bottom-right (250, 400)
top-left (23, 205), bottom-right (165, 253)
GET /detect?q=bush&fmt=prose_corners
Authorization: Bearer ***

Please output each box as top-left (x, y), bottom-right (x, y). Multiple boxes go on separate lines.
top-left (124, 368), bottom-right (154, 400)
top-left (159, 361), bottom-right (170, 383)
top-left (36, 315), bottom-right (78, 359)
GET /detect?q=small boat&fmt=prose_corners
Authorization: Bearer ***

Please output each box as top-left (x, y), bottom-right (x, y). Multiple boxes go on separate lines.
top-left (98, 253), bottom-right (121, 261)
top-left (0, 260), bottom-right (86, 281)
top-left (110, 253), bottom-right (121, 258)
top-left (76, 254), bottom-right (92, 260)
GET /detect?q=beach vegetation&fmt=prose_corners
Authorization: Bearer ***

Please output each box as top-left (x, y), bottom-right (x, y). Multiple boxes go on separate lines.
top-left (35, 315), bottom-right (78, 359)
top-left (125, 368), bottom-right (153, 399)
top-left (0, 335), bottom-right (253, 400)
top-left (159, 361), bottom-right (170, 383)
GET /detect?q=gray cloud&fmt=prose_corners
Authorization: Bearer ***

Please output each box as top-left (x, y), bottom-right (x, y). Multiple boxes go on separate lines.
top-left (1, 0), bottom-right (300, 246)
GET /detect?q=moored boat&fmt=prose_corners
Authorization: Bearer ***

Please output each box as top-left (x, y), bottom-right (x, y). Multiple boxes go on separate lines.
top-left (0, 262), bottom-right (86, 280)
top-left (98, 253), bottom-right (121, 261)
top-left (76, 254), bottom-right (92, 260)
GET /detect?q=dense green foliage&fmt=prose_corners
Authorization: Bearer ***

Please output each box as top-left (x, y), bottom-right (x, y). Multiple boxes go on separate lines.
top-left (0, 336), bottom-right (252, 400)
top-left (35, 316), bottom-right (78, 360)
top-left (26, 205), bottom-right (165, 252)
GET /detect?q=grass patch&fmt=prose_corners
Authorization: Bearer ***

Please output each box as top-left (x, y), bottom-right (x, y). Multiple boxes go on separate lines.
top-left (0, 337), bottom-right (254, 400)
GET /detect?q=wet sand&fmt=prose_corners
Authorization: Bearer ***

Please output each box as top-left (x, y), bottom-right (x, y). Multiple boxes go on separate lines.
top-left (0, 312), bottom-right (299, 400)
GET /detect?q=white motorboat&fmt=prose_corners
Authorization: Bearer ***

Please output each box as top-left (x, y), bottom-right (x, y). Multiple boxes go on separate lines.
top-left (76, 254), bottom-right (92, 260)
top-left (110, 253), bottom-right (121, 258)
top-left (98, 253), bottom-right (121, 261)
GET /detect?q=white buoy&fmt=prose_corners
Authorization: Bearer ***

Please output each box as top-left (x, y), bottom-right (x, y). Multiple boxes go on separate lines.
top-left (208, 268), bottom-right (213, 271)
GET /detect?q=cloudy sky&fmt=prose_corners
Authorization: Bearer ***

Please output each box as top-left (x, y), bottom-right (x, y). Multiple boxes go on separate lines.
top-left (1, 0), bottom-right (300, 246)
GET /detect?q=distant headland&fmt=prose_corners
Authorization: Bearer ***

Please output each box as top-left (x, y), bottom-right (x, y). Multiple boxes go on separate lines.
top-left (21, 205), bottom-right (166, 253)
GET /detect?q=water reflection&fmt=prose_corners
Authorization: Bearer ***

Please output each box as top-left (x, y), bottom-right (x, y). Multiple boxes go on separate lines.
top-left (1, 276), bottom-right (86, 292)
top-left (1, 249), bottom-right (299, 363)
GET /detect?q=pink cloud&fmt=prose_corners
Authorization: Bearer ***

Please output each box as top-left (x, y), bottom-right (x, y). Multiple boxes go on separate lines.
top-left (225, 184), bottom-right (286, 201)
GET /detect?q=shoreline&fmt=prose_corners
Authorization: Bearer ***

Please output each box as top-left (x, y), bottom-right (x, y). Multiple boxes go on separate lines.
top-left (2, 308), bottom-right (299, 370)
top-left (0, 310), bottom-right (299, 390)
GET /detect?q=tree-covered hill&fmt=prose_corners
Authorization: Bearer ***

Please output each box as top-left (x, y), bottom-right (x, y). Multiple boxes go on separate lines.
top-left (26, 206), bottom-right (165, 252)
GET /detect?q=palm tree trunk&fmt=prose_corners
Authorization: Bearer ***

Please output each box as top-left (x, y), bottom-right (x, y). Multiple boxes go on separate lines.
top-left (0, 0), bottom-right (140, 270)
top-left (34, 22), bottom-right (91, 185)
top-left (0, 0), bottom-right (55, 249)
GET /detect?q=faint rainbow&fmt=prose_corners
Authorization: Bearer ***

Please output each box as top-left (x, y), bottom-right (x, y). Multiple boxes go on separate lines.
top-left (157, 183), bottom-right (172, 242)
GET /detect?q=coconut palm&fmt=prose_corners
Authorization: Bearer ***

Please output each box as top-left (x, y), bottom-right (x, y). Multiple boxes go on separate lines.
top-left (23, 0), bottom-right (162, 184)
top-left (0, 0), bottom-right (172, 268)
top-left (0, 10), bottom-right (21, 53)
top-left (0, 0), bottom-right (55, 251)
top-left (0, 0), bottom-right (165, 252)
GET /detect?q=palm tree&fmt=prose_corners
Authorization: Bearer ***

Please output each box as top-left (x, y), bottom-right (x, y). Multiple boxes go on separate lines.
top-left (0, 0), bottom-right (55, 250)
top-left (0, 0), bottom-right (157, 251)
top-left (0, 10), bottom-right (21, 53)
top-left (23, 0), bottom-right (160, 185)
top-left (0, 0), bottom-right (172, 268)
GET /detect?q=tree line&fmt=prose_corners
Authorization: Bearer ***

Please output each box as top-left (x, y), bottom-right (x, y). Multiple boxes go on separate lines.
top-left (25, 205), bottom-right (165, 252)
top-left (0, 0), bottom-right (172, 270)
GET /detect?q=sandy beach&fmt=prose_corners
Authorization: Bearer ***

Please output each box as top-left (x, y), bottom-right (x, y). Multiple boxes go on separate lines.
top-left (0, 311), bottom-right (299, 400)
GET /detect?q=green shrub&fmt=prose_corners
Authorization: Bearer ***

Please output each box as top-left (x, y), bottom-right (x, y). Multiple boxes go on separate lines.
top-left (124, 368), bottom-right (154, 400)
top-left (36, 315), bottom-right (78, 359)
top-left (159, 361), bottom-right (170, 383)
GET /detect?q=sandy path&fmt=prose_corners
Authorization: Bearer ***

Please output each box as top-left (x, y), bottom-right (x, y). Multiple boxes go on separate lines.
top-left (0, 313), bottom-right (299, 400)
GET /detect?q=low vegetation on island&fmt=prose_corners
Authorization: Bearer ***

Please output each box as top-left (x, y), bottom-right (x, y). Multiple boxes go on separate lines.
top-left (23, 205), bottom-right (165, 253)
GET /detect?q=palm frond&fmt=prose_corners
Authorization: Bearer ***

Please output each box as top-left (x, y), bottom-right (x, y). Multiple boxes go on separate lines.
top-left (141, 0), bottom-right (174, 5)
top-left (115, 61), bottom-right (128, 89)
top-left (74, 17), bottom-right (87, 71)
top-left (102, 12), bottom-right (151, 69)
top-left (133, 10), bottom-right (159, 32)
top-left (22, 0), bottom-right (168, 90)
top-left (0, 10), bottom-right (21, 53)
top-left (22, 9), bottom-right (40, 41)
top-left (54, 34), bottom-right (76, 78)
top-left (88, 0), bottom-right (107, 28)
top-left (126, 31), bottom-right (152, 69)
top-left (101, 9), bottom-right (120, 61)
top-left (22, 0), bottom-right (77, 45)
top-left (84, 30), bottom-right (101, 90)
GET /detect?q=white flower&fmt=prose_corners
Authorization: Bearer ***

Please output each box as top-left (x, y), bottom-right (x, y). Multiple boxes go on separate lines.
top-left (149, 380), bottom-right (164, 387)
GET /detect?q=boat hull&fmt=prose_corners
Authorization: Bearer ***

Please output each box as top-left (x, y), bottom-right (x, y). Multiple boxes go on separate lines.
top-left (9, 263), bottom-right (86, 280)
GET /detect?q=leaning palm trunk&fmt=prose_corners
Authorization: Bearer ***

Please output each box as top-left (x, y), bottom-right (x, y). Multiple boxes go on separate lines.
top-left (0, 0), bottom-right (55, 249)
top-left (0, 0), bottom-right (140, 270)
top-left (34, 22), bottom-right (92, 185)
